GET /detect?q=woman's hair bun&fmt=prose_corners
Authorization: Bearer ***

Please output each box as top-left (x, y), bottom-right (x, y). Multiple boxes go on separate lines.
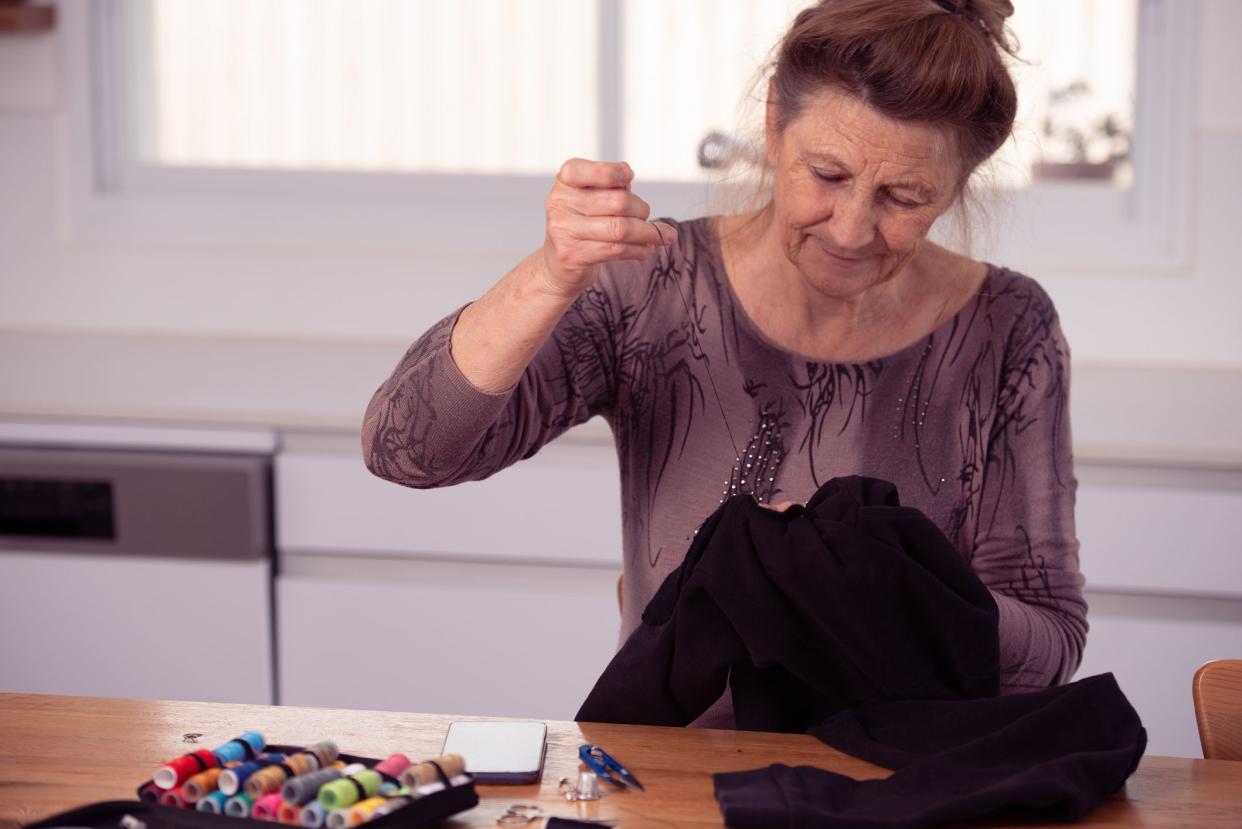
top-left (941, 0), bottom-right (1018, 56)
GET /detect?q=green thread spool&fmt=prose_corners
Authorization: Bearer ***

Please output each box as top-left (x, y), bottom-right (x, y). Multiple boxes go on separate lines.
top-left (318, 770), bottom-right (381, 810)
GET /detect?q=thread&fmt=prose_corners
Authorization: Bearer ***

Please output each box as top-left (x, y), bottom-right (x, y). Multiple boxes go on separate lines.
top-left (197, 790), bottom-right (230, 814)
top-left (245, 742), bottom-right (338, 799)
top-left (398, 755), bottom-right (465, 789)
top-left (213, 731), bottom-right (265, 764)
top-left (282, 762), bottom-right (356, 805)
top-left (372, 753), bottom-right (411, 782)
top-left (220, 753), bottom-right (287, 795)
top-left (299, 800), bottom-right (330, 828)
top-left (158, 786), bottom-right (188, 808)
top-left (318, 769), bottom-right (381, 810)
top-left (183, 766), bottom-right (229, 802)
top-left (277, 801), bottom-right (303, 825)
top-left (137, 782), bottom-right (162, 803)
top-left (371, 795), bottom-right (414, 818)
top-left (154, 749), bottom-right (219, 790)
top-left (345, 795), bottom-right (393, 827)
top-left (324, 808), bottom-right (351, 829)
top-left (251, 792), bottom-right (284, 821)
top-left (224, 792), bottom-right (256, 818)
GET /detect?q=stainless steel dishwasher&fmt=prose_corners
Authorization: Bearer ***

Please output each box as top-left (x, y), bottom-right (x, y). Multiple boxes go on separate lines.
top-left (0, 443), bottom-right (275, 704)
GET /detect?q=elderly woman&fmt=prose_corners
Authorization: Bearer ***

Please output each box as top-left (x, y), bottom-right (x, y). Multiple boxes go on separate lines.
top-left (362, 0), bottom-right (1086, 712)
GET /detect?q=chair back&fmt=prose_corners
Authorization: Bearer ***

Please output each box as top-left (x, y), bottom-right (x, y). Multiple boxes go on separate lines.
top-left (1193, 659), bottom-right (1242, 760)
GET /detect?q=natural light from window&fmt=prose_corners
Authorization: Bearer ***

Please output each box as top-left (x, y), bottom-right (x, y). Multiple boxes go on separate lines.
top-left (134, 0), bottom-right (1138, 188)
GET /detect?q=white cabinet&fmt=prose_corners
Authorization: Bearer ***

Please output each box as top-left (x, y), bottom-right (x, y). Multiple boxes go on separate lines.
top-left (277, 559), bottom-right (617, 719)
top-left (1073, 463), bottom-right (1242, 758)
top-left (274, 428), bottom-right (622, 719)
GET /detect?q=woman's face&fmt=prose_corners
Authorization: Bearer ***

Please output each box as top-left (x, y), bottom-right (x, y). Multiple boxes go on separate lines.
top-left (765, 85), bottom-right (961, 301)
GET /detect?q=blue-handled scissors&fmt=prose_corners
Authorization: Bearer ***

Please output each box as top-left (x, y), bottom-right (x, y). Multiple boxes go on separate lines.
top-left (578, 744), bottom-right (645, 791)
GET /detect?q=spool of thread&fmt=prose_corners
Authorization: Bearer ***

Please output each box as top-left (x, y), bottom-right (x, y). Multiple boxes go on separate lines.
top-left (213, 731), bottom-right (265, 764)
top-left (225, 792), bottom-right (256, 818)
top-left (346, 794), bottom-right (397, 827)
top-left (197, 790), bottom-right (230, 814)
top-left (137, 782), bottom-right (162, 803)
top-left (282, 762), bottom-right (357, 805)
top-left (398, 755), bottom-right (466, 790)
top-left (299, 800), bottom-right (330, 828)
top-left (318, 770), bottom-right (381, 810)
top-left (372, 753), bottom-right (411, 782)
top-left (245, 742), bottom-right (339, 799)
top-left (183, 766), bottom-right (228, 803)
top-left (158, 786), bottom-right (188, 808)
top-left (371, 795), bottom-right (414, 818)
top-left (277, 801), bottom-right (303, 825)
top-left (252, 792), bottom-right (284, 821)
top-left (220, 753), bottom-right (287, 795)
top-left (154, 749), bottom-right (219, 790)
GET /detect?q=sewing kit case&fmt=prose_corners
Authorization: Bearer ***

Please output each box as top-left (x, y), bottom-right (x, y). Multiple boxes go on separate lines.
top-left (24, 745), bottom-right (479, 829)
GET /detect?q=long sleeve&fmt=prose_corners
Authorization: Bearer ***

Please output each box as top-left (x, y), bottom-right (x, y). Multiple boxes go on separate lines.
top-left (361, 273), bottom-right (628, 489)
top-left (973, 291), bottom-right (1087, 692)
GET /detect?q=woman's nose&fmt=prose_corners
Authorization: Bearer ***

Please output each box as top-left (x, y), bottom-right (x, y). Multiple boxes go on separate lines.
top-left (826, 190), bottom-right (877, 251)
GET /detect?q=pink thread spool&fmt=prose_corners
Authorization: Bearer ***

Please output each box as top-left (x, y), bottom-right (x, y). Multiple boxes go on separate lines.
top-left (373, 753), bottom-right (411, 784)
top-left (251, 792), bottom-right (284, 822)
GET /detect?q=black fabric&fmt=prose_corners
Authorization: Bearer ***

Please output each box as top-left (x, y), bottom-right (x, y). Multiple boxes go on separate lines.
top-left (576, 476), bottom-right (1145, 828)
top-left (715, 674), bottom-right (1145, 828)
top-left (577, 476), bottom-right (1000, 731)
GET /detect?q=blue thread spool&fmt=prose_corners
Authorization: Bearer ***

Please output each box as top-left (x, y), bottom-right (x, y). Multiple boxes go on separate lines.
top-left (213, 731), bottom-right (265, 764)
top-left (197, 791), bottom-right (230, 814)
top-left (219, 753), bottom-right (286, 795)
top-left (299, 800), bottom-right (330, 828)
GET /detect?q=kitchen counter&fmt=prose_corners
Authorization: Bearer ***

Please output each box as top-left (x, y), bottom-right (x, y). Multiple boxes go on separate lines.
top-left (1, 327), bottom-right (1239, 466)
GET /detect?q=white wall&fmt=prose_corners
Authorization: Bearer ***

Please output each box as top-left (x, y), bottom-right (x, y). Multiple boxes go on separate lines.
top-left (0, 2), bottom-right (1241, 371)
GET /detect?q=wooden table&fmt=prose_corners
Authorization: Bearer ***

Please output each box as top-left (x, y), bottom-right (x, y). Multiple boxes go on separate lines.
top-left (2, 694), bottom-right (1240, 828)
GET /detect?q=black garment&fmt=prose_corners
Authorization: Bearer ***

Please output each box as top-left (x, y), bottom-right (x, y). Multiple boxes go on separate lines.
top-left (714, 673), bottom-right (1145, 828)
top-left (577, 476), bottom-right (1001, 731)
top-left (576, 476), bottom-right (1145, 828)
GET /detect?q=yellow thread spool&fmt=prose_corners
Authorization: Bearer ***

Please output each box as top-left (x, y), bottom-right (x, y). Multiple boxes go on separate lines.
top-left (346, 797), bottom-right (388, 826)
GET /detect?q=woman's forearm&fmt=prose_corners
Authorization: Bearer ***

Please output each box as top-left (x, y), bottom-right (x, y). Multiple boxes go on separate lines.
top-left (449, 249), bottom-right (579, 394)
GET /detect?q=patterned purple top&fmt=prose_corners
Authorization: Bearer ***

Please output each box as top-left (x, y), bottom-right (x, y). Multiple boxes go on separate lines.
top-left (362, 216), bottom-right (1087, 698)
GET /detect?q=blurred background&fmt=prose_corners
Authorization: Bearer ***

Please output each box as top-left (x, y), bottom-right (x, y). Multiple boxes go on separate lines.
top-left (0, 0), bottom-right (1238, 758)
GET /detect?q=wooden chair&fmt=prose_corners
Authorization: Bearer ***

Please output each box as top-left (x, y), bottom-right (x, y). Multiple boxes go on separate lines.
top-left (1193, 659), bottom-right (1242, 760)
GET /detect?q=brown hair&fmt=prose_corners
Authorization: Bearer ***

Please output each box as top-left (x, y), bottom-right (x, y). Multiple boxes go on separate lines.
top-left (770, 0), bottom-right (1019, 185)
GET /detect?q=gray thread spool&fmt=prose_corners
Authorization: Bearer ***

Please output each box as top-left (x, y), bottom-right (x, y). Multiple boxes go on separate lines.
top-left (281, 764), bottom-right (356, 805)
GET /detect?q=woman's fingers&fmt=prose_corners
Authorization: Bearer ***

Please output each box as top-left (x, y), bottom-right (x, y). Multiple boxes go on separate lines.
top-left (563, 186), bottom-right (652, 220)
top-left (539, 159), bottom-right (677, 297)
top-left (557, 158), bottom-right (633, 189)
top-left (569, 215), bottom-right (671, 247)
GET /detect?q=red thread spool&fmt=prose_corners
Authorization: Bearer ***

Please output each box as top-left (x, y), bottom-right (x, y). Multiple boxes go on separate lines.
top-left (154, 749), bottom-right (220, 789)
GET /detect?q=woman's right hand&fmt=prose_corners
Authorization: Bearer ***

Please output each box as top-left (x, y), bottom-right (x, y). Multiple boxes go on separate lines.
top-left (538, 158), bottom-right (678, 300)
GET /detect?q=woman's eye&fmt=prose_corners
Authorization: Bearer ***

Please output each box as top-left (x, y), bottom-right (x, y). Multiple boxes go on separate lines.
top-left (812, 169), bottom-right (846, 184)
top-left (887, 193), bottom-right (923, 209)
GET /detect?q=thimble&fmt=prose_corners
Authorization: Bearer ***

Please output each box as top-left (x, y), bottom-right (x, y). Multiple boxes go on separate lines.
top-left (575, 771), bottom-right (600, 801)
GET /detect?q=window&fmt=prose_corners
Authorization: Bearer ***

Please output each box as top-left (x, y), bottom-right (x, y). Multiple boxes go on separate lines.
top-left (66, 0), bottom-right (1198, 270)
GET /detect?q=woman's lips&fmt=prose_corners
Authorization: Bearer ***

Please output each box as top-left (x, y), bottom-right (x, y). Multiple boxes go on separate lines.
top-left (818, 241), bottom-right (868, 269)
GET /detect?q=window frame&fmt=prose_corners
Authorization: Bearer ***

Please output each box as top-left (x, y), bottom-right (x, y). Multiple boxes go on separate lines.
top-left (60, 0), bottom-right (1200, 272)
